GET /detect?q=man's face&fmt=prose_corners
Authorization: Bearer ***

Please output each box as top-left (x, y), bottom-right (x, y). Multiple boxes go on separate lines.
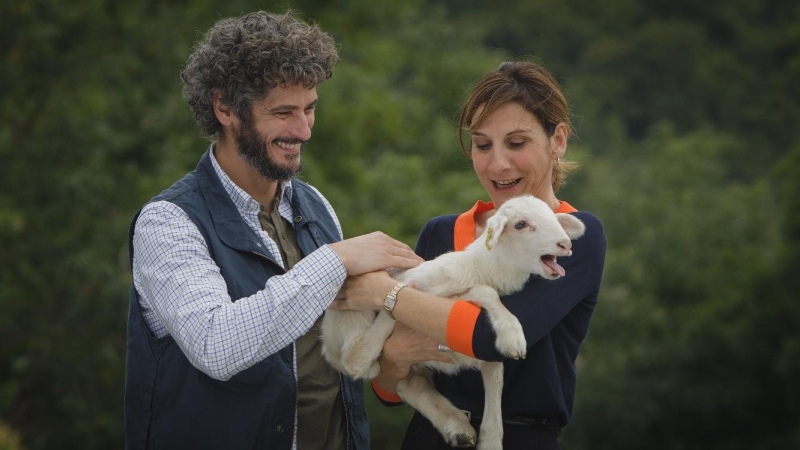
top-left (235, 84), bottom-right (318, 181)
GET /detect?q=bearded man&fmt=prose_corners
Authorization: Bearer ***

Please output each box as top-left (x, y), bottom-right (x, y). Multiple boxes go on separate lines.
top-left (124, 11), bottom-right (422, 450)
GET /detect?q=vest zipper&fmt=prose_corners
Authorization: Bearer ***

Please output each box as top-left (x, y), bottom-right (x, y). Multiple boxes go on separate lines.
top-left (251, 248), bottom-right (295, 447)
top-left (250, 251), bottom-right (284, 271)
top-left (340, 374), bottom-right (352, 449)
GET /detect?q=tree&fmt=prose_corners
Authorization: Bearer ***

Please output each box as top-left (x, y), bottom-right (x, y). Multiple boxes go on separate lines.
top-left (2, 0), bottom-right (799, 448)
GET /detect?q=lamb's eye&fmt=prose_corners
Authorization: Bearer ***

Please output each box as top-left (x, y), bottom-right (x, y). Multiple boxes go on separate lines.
top-left (514, 221), bottom-right (527, 230)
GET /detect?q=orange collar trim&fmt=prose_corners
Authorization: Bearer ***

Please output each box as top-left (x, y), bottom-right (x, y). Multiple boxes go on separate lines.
top-left (454, 200), bottom-right (494, 251)
top-left (556, 200), bottom-right (578, 213)
top-left (453, 199), bottom-right (577, 251)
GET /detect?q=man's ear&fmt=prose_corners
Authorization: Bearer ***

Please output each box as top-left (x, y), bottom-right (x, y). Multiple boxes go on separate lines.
top-left (213, 91), bottom-right (235, 127)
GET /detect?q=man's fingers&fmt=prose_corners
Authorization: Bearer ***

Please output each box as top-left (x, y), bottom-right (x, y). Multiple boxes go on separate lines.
top-left (389, 255), bottom-right (423, 269)
top-left (388, 240), bottom-right (422, 259)
top-left (331, 231), bottom-right (423, 275)
top-left (385, 243), bottom-right (423, 268)
top-left (372, 232), bottom-right (419, 258)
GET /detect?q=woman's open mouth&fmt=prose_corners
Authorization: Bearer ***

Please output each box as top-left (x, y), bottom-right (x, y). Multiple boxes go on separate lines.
top-left (493, 179), bottom-right (521, 189)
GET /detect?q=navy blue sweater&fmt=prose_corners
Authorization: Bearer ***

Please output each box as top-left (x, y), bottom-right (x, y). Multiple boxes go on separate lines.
top-left (415, 209), bottom-right (605, 426)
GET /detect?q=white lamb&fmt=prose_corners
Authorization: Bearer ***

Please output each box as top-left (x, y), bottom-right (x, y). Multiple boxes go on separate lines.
top-left (321, 195), bottom-right (586, 449)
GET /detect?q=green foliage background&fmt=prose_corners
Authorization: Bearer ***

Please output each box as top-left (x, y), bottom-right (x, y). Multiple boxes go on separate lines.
top-left (1, 0), bottom-right (799, 448)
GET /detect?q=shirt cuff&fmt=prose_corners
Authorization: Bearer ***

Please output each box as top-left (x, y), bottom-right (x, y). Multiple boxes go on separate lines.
top-left (371, 379), bottom-right (403, 404)
top-left (288, 244), bottom-right (347, 305)
top-left (445, 300), bottom-right (481, 358)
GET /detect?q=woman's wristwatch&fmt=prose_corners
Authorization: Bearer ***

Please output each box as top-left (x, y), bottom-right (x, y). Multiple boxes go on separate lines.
top-left (383, 282), bottom-right (407, 320)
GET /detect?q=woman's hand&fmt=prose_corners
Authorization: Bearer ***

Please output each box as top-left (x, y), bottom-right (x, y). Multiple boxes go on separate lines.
top-left (328, 270), bottom-right (399, 311)
top-left (372, 322), bottom-right (454, 394)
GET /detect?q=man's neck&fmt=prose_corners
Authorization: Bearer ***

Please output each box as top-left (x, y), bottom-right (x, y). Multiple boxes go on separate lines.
top-left (214, 138), bottom-right (279, 208)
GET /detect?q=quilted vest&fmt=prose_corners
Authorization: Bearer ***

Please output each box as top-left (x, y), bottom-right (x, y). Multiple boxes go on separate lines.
top-left (124, 149), bottom-right (368, 450)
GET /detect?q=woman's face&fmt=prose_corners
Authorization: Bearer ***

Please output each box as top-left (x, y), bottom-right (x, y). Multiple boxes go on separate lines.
top-left (470, 102), bottom-right (566, 207)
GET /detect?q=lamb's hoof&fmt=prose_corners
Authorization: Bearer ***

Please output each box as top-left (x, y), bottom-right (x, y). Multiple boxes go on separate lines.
top-left (453, 433), bottom-right (476, 448)
top-left (443, 418), bottom-right (476, 448)
top-left (494, 329), bottom-right (527, 360)
top-left (441, 411), bottom-right (476, 447)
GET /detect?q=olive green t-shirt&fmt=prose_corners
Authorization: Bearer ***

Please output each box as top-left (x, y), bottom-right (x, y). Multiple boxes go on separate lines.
top-left (259, 200), bottom-right (346, 450)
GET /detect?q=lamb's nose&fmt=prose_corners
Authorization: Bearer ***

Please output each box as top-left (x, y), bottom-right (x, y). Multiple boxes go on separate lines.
top-left (557, 239), bottom-right (572, 253)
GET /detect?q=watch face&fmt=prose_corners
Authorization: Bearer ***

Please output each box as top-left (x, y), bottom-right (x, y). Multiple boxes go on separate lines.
top-left (383, 283), bottom-right (405, 319)
top-left (383, 290), bottom-right (397, 320)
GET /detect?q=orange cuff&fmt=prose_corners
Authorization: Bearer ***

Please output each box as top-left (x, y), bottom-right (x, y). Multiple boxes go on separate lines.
top-left (371, 379), bottom-right (403, 403)
top-left (446, 300), bottom-right (481, 358)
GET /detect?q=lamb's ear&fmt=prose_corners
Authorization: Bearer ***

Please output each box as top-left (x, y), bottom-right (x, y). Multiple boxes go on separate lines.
top-left (485, 214), bottom-right (508, 250)
top-left (557, 213), bottom-right (586, 240)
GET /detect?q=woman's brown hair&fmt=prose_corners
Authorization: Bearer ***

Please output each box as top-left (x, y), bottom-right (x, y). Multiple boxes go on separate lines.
top-left (458, 61), bottom-right (578, 191)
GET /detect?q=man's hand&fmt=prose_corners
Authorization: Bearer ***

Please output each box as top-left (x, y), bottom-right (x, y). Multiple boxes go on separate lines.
top-left (329, 232), bottom-right (422, 276)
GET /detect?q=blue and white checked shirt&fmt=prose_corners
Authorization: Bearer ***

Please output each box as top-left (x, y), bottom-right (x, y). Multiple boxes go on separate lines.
top-left (132, 149), bottom-right (347, 382)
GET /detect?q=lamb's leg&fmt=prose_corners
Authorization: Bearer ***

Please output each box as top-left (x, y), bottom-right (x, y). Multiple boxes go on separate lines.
top-left (462, 285), bottom-right (527, 359)
top-left (342, 312), bottom-right (396, 379)
top-left (321, 310), bottom-right (373, 376)
top-left (476, 362), bottom-right (504, 450)
top-left (397, 368), bottom-right (476, 448)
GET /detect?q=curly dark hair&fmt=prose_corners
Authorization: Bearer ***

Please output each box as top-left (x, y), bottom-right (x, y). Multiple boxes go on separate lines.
top-left (181, 10), bottom-right (339, 138)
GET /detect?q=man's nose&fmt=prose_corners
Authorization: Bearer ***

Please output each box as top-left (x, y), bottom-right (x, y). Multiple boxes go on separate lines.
top-left (290, 114), bottom-right (312, 141)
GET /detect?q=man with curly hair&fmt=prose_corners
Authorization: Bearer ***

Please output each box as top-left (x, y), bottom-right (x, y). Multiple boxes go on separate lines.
top-left (124, 11), bottom-right (423, 450)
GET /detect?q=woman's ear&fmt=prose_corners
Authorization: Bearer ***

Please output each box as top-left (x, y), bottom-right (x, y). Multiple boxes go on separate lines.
top-left (213, 91), bottom-right (235, 127)
top-left (550, 122), bottom-right (568, 160)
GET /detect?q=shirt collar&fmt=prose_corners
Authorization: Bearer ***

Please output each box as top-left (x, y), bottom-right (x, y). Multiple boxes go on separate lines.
top-left (453, 199), bottom-right (578, 251)
top-left (209, 143), bottom-right (294, 217)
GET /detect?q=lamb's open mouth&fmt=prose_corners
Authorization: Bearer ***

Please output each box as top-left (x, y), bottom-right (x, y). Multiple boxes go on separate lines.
top-left (541, 255), bottom-right (566, 277)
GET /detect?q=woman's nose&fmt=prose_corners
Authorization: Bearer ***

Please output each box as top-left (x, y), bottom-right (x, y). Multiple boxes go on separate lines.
top-left (488, 150), bottom-right (512, 172)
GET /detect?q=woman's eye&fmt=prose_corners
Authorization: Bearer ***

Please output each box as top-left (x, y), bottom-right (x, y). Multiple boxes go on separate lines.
top-left (474, 142), bottom-right (491, 151)
top-left (508, 140), bottom-right (525, 149)
top-left (514, 221), bottom-right (527, 230)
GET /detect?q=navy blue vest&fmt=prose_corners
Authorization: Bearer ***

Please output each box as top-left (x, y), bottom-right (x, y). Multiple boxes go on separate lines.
top-left (125, 150), bottom-right (369, 450)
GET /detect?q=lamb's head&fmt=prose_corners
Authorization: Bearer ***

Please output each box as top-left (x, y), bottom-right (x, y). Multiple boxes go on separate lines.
top-left (483, 195), bottom-right (586, 280)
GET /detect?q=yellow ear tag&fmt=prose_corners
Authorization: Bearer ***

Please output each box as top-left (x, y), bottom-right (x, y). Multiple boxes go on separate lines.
top-left (485, 227), bottom-right (494, 251)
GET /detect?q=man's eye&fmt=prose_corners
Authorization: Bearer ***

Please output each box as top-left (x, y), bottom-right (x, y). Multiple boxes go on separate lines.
top-left (269, 109), bottom-right (292, 118)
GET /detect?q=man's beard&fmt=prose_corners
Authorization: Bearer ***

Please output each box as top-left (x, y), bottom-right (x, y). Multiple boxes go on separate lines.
top-left (235, 116), bottom-right (305, 181)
